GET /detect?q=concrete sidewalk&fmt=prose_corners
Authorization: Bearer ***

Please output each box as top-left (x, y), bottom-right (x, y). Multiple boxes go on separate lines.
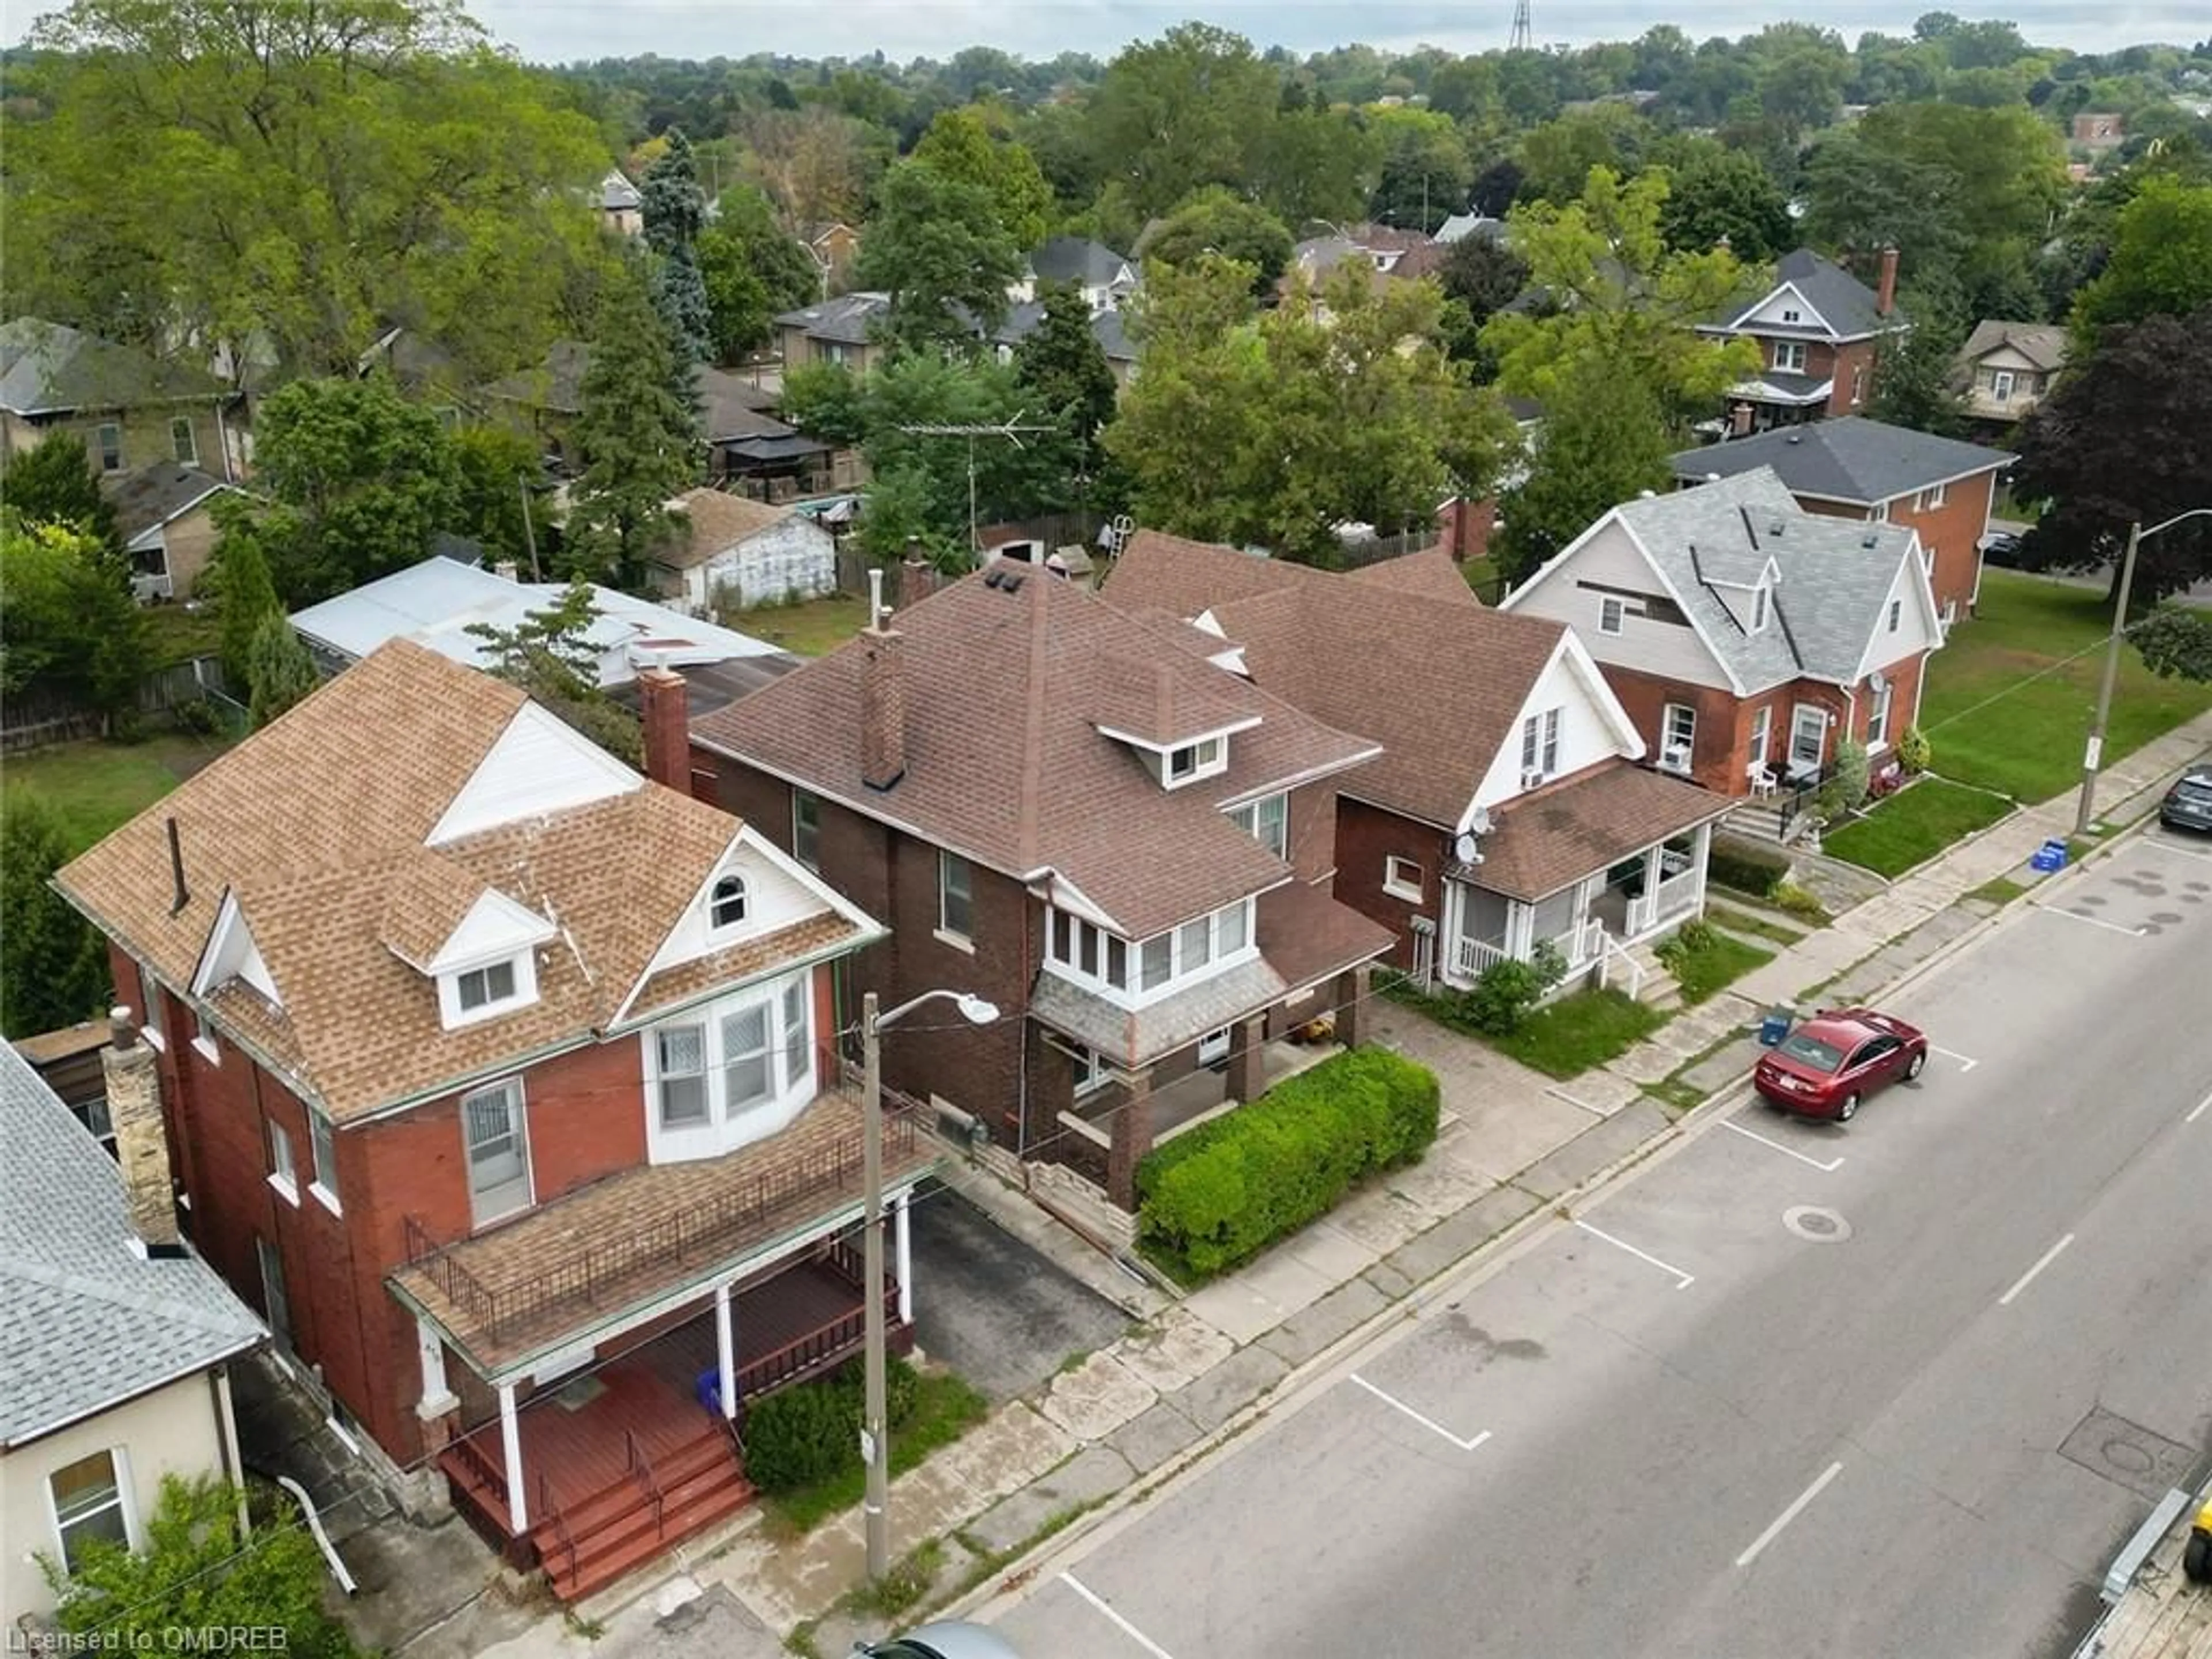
top-left (452, 713), bottom-right (2212, 1658)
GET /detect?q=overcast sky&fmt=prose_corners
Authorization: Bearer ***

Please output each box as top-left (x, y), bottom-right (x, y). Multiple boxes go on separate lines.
top-left (461, 2), bottom-right (2204, 67)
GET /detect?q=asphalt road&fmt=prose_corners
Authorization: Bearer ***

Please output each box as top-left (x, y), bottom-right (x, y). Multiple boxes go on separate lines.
top-left (983, 828), bottom-right (2212, 1659)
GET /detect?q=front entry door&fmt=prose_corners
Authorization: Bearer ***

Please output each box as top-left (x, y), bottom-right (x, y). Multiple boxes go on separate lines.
top-left (1788, 704), bottom-right (1827, 778)
top-left (257, 1237), bottom-right (293, 1349)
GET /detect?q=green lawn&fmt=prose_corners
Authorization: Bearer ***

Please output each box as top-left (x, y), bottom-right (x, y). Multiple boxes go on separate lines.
top-left (763, 1369), bottom-right (989, 1534)
top-left (1488, 990), bottom-right (1667, 1080)
top-left (1919, 570), bottom-right (2212, 801)
top-left (1823, 778), bottom-right (2014, 877)
top-left (726, 592), bottom-right (871, 658)
top-left (141, 601), bottom-right (226, 671)
top-left (1655, 926), bottom-right (1774, 1004)
top-left (3, 734), bottom-right (229, 853)
top-left (1705, 904), bottom-right (1805, 947)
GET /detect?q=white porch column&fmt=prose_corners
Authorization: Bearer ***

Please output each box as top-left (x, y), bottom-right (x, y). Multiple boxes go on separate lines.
top-left (1691, 822), bottom-right (1714, 913)
top-left (415, 1316), bottom-right (456, 1419)
top-left (1508, 900), bottom-right (1533, 959)
top-left (498, 1381), bottom-right (527, 1531)
top-left (895, 1190), bottom-right (914, 1327)
top-left (715, 1281), bottom-right (737, 1420)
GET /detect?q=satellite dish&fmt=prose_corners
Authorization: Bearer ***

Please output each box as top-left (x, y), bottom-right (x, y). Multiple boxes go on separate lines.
top-left (1468, 805), bottom-right (1494, 835)
top-left (1453, 831), bottom-right (1480, 863)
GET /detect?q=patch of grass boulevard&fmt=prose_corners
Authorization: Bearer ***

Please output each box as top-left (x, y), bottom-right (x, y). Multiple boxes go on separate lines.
top-left (1917, 570), bottom-right (2212, 802)
top-left (1654, 922), bottom-right (1774, 1005)
top-left (1486, 989), bottom-right (1667, 1080)
top-left (1823, 778), bottom-right (2014, 877)
top-left (1705, 904), bottom-right (1806, 946)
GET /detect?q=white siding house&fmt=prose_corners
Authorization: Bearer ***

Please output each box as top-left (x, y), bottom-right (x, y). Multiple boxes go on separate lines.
top-left (660, 488), bottom-right (836, 615)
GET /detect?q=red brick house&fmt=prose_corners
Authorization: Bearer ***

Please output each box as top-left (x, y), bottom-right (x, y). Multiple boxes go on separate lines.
top-left (1501, 468), bottom-right (1944, 840)
top-left (1698, 248), bottom-right (1907, 434)
top-left (684, 565), bottom-right (1396, 1211)
top-left (1669, 416), bottom-right (2013, 624)
top-left (55, 641), bottom-right (906, 1601)
top-left (1105, 535), bottom-right (1734, 995)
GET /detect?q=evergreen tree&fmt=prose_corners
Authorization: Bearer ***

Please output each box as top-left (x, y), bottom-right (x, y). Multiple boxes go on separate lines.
top-left (642, 130), bottom-right (713, 366)
top-left (0, 430), bottom-right (120, 549)
top-left (1865, 285), bottom-right (1971, 437)
top-left (566, 267), bottom-right (698, 588)
top-left (1, 790), bottom-right (109, 1039)
top-left (1495, 356), bottom-right (1674, 585)
top-left (1014, 282), bottom-right (1119, 485)
top-left (247, 612), bottom-right (321, 728)
top-left (207, 525), bottom-right (283, 693)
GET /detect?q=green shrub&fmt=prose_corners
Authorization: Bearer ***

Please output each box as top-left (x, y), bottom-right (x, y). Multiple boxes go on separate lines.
top-left (1136, 1048), bottom-right (1441, 1281)
top-left (1653, 918), bottom-right (1718, 971)
top-left (1707, 836), bottom-right (1790, 897)
top-left (1834, 736), bottom-right (1870, 810)
top-left (171, 695), bottom-right (224, 736)
top-left (741, 1355), bottom-right (920, 1495)
top-left (1897, 725), bottom-right (1932, 773)
top-left (1457, 937), bottom-right (1567, 1034)
top-left (1771, 881), bottom-right (1831, 923)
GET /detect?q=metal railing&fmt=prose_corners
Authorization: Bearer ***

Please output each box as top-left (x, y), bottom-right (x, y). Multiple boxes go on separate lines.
top-left (732, 1281), bottom-right (901, 1399)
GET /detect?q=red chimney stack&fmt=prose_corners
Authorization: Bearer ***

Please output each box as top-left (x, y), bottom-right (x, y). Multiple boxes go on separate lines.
top-left (1876, 245), bottom-right (1899, 317)
top-left (859, 569), bottom-right (906, 792)
top-left (638, 660), bottom-right (691, 793)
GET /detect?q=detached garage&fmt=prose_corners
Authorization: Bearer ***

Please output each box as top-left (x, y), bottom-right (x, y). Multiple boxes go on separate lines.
top-left (657, 488), bottom-right (836, 616)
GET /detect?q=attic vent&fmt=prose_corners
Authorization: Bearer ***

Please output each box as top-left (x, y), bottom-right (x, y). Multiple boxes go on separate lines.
top-left (1861, 531), bottom-right (1880, 548)
top-left (1768, 520), bottom-right (1785, 536)
top-left (984, 567), bottom-right (1007, 589)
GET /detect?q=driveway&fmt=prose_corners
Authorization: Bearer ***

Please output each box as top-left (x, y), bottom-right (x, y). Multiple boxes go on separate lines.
top-left (908, 1179), bottom-right (1132, 1403)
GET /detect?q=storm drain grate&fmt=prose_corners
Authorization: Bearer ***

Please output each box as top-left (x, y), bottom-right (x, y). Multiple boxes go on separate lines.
top-left (2057, 1406), bottom-right (2199, 1501)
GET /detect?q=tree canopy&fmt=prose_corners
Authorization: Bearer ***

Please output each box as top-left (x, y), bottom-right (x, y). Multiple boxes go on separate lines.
top-left (0, 431), bottom-right (120, 550)
top-left (696, 185), bottom-right (821, 362)
top-left (1137, 190), bottom-right (1296, 296)
top-left (1495, 354), bottom-right (1675, 583)
top-left (564, 265), bottom-right (698, 586)
top-left (910, 105), bottom-right (1055, 251)
top-left (0, 513), bottom-right (145, 719)
top-left (1, 789), bottom-right (109, 1039)
top-left (854, 159), bottom-right (1024, 356)
top-left (2067, 175), bottom-right (2212, 347)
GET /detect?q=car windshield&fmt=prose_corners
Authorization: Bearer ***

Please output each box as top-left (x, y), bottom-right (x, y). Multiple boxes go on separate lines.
top-left (1778, 1032), bottom-right (1846, 1070)
top-left (2177, 777), bottom-right (2212, 802)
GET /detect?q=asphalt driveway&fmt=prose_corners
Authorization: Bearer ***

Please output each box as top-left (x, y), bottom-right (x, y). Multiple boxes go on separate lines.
top-left (907, 1179), bottom-right (1131, 1403)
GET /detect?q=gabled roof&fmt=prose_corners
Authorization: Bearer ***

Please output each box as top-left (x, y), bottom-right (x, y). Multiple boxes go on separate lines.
top-left (56, 642), bottom-right (874, 1123)
top-left (775, 292), bottom-right (889, 346)
top-left (1431, 213), bottom-right (1506, 245)
top-left (664, 487), bottom-right (802, 570)
top-left (0, 317), bottom-right (232, 416)
top-left (1709, 249), bottom-right (1905, 341)
top-left (100, 463), bottom-right (236, 547)
top-left (1960, 319), bottom-right (2069, 374)
top-left (477, 342), bottom-right (785, 443)
top-left (1, 1044), bottom-right (263, 1446)
top-left (1028, 235), bottom-right (1134, 287)
top-left (1551, 468), bottom-right (1934, 692)
top-left (995, 300), bottom-right (1139, 364)
top-left (291, 556), bottom-right (787, 687)
top-left (599, 170), bottom-right (641, 211)
top-left (1105, 532), bottom-right (1567, 830)
top-left (1669, 416), bottom-right (2013, 507)
top-left (691, 568), bottom-right (1381, 940)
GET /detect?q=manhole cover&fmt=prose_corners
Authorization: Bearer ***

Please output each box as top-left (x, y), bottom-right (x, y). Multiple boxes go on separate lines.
top-left (2059, 1407), bottom-right (2199, 1500)
top-left (1783, 1205), bottom-right (1853, 1243)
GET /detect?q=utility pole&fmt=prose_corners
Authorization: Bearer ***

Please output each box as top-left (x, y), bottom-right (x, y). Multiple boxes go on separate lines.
top-left (2075, 506), bottom-right (2212, 832)
top-left (861, 991), bottom-right (888, 1583)
top-left (894, 412), bottom-right (1056, 555)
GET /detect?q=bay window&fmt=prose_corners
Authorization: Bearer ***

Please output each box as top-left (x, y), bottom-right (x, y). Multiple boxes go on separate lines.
top-left (645, 969), bottom-right (817, 1161)
top-left (1045, 898), bottom-right (1258, 1005)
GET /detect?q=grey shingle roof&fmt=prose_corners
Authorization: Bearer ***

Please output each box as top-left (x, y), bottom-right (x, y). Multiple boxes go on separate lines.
top-left (1960, 319), bottom-right (2068, 374)
top-left (1, 1044), bottom-right (263, 1446)
top-left (995, 302), bottom-right (1139, 364)
top-left (774, 292), bottom-right (888, 346)
top-left (0, 318), bottom-right (233, 416)
top-left (1029, 236), bottom-right (1132, 287)
top-left (599, 170), bottom-right (641, 211)
top-left (1611, 468), bottom-right (1923, 690)
top-left (1711, 249), bottom-right (1906, 340)
top-left (100, 463), bottom-right (233, 544)
top-left (1668, 416), bottom-right (2013, 507)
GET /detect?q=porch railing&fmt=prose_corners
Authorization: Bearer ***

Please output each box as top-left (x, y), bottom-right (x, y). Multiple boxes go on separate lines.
top-left (1455, 935), bottom-right (1510, 978)
top-left (1592, 928), bottom-right (1645, 1001)
top-left (402, 1056), bottom-right (913, 1346)
top-left (733, 1281), bottom-right (902, 1399)
top-left (1628, 866), bottom-right (1704, 934)
top-left (449, 1426), bottom-right (508, 1506)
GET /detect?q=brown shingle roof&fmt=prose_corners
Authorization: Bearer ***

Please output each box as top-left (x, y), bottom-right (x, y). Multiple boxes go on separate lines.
top-left (1472, 765), bottom-right (1734, 901)
top-left (665, 487), bottom-right (795, 570)
top-left (691, 570), bottom-right (1381, 940)
top-left (1106, 531), bottom-right (1566, 828)
top-left (57, 640), bottom-right (865, 1122)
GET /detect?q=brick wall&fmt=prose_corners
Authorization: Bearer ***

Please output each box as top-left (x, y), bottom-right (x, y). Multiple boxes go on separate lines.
top-left (1594, 666), bottom-right (1755, 796)
top-left (1332, 796), bottom-right (1449, 968)
top-left (1824, 340), bottom-right (1880, 416)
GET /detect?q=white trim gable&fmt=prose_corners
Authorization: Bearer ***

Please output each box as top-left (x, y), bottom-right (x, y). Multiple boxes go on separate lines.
top-left (1036, 870), bottom-right (1122, 934)
top-left (1736, 280), bottom-right (1836, 337)
top-left (1849, 540), bottom-right (1945, 684)
top-left (1466, 634), bottom-right (1646, 822)
top-left (427, 703), bottom-right (641, 846)
top-left (190, 888), bottom-right (282, 1006)
top-left (427, 890), bottom-right (558, 974)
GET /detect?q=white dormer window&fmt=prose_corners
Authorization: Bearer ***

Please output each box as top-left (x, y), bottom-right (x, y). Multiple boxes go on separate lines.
top-left (1751, 585), bottom-right (1770, 633)
top-left (1166, 735), bottom-right (1226, 785)
top-left (459, 960), bottom-right (516, 1011)
top-left (1520, 708), bottom-right (1562, 783)
top-left (440, 951), bottom-right (537, 1028)
top-left (710, 874), bottom-right (748, 931)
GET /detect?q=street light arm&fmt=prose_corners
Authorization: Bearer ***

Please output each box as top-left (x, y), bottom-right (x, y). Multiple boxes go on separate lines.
top-left (873, 987), bottom-right (971, 1029)
top-left (2141, 506), bottom-right (2212, 541)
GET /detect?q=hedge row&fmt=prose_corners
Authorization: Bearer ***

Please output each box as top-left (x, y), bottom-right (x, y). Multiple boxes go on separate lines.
top-left (741, 1354), bottom-right (919, 1495)
top-left (1135, 1048), bottom-right (1441, 1282)
top-left (1707, 835), bottom-right (1791, 898)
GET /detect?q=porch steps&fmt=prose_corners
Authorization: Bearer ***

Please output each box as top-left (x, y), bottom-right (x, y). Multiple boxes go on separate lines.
top-left (529, 1422), bottom-right (753, 1604)
top-left (1623, 941), bottom-right (1682, 1012)
top-left (1725, 798), bottom-right (1796, 844)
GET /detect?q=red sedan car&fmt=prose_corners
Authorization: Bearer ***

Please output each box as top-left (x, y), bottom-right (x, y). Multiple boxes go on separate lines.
top-left (1754, 1007), bottom-right (1929, 1122)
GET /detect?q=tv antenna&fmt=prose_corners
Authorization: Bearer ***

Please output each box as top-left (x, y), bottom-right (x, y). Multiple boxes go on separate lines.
top-left (1509, 0), bottom-right (1532, 51)
top-left (895, 412), bottom-right (1058, 555)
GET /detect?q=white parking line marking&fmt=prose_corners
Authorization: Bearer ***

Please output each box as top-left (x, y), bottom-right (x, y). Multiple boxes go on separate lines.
top-left (1063, 1573), bottom-right (1178, 1659)
top-left (1573, 1219), bottom-right (1696, 1290)
top-left (1931, 1046), bottom-right (1978, 1073)
top-left (1999, 1232), bottom-right (2076, 1307)
top-left (2147, 835), bottom-right (2212, 865)
top-left (1348, 1373), bottom-right (1494, 1452)
top-left (1736, 1461), bottom-right (1844, 1568)
top-left (1722, 1118), bottom-right (1844, 1172)
top-left (1546, 1085), bottom-right (1611, 1118)
top-left (2188, 1091), bottom-right (2212, 1125)
top-left (2033, 904), bottom-right (2146, 938)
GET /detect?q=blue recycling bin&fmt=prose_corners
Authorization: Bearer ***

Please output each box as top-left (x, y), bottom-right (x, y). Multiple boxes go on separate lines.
top-left (2029, 838), bottom-right (2068, 873)
top-left (696, 1368), bottom-right (722, 1414)
top-left (1758, 1009), bottom-right (1792, 1047)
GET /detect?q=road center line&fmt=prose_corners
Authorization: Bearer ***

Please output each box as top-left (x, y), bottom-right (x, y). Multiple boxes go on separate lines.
top-left (2187, 1090), bottom-right (2212, 1125)
top-left (1573, 1219), bottom-right (1696, 1290)
top-left (2032, 904), bottom-right (2146, 938)
top-left (1931, 1045), bottom-right (1978, 1072)
top-left (1998, 1232), bottom-right (2077, 1307)
top-left (1722, 1117), bottom-right (1844, 1172)
top-left (1349, 1374), bottom-right (1493, 1452)
top-left (1736, 1461), bottom-right (1844, 1568)
top-left (1063, 1572), bottom-right (1179, 1659)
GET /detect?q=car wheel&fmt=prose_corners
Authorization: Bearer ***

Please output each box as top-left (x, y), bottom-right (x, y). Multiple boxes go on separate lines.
top-left (1906, 1050), bottom-right (1926, 1081)
top-left (1836, 1092), bottom-right (1861, 1123)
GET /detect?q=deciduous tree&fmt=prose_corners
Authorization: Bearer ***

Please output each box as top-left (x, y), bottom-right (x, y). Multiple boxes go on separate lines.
top-left (911, 107), bottom-right (1054, 252)
top-left (0, 430), bottom-right (120, 550)
top-left (1654, 141), bottom-right (1794, 262)
top-left (1494, 355), bottom-right (1675, 584)
top-left (466, 578), bottom-right (643, 764)
top-left (1, 790), bottom-right (109, 1039)
top-left (1865, 285), bottom-right (1972, 436)
top-left (1367, 107), bottom-right (1475, 232)
top-left (0, 514), bottom-right (145, 720)
top-left (2069, 176), bottom-right (2212, 347)
top-left (1137, 189), bottom-right (1296, 296)
top-left (2130, 608), bottom-right (2212, 681)
top-left (696, 187), bottom-right (821, 362)
top-left (1088, 24), bottom-right (1278, 219)
top-left (854, 161), bottom-right (1024, 356)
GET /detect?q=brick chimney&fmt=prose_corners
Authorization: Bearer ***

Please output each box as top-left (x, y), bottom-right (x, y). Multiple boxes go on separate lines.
top-left (1876, 245), bottom-right (1899, 317)
top-left (1730, 402), bottom-right (1754, 438)
top-left (103, 1006), bottom-right (184, 1258)
top-left (637, 659), bottom-right (691, 792)
top-left (900, 540), bottom-right (938, 609)
top-left (859, 568), bottom-right (906, 792)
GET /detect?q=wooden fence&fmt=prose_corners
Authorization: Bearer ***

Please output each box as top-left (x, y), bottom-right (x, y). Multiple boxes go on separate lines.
top-left (2, 656), bottom-right (233, 753)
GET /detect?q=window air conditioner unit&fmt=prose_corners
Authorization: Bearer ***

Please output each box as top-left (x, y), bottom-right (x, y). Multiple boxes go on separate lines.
top-left (1521, 768), bottom-right (1546, 790)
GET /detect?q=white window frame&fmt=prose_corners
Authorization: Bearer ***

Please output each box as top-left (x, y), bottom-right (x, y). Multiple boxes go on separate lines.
top-left (48, 1448), bottom-right (135, 1573)
top-left (95, 422), bottom-right (123, 471)
top-left (461, 1077), bottom-right (533, 1229)
top-left (1047, 908), bottom-right (1132, 993)
top-left (1163, 733), bottom-right (1228, 788)
top-left (1991, 369), bottom-right (2014, 402)
top-left (1660, 704), bottom-right (1696, 774)
top-left (1888, 597), bottom-right (1903, 634)
top-left (1748, 704), bottom-right (1773, 768)
top-left (709, 873), bottom-right (748, 932)
top-left (137, 966), bottom-right (166, 1052)
top-left (1599, 594), bottom-right (1626, 635)
top-left (1047, 899), bottom-right (1257, 1009)
top-left (937, 849), bottom-right (974, 947)
top-left (439, 951), bottom-right (537, 1029)
top-left (1384, 856), bottom-right (1425, 902)
top-left (306, 1111), bottom-right (340, 1215)
top-left (267, 1120), bottom-right (298, 1205)
top-left (1228, 792), bottom-right (1289, 859)
top-left (643, 969), bottom-right (817, 1162)
top-left (1751, 584), bottom-right (1770, 633)
top-left (791, 789), bottom-right (820, 870)
top-left (191, 1006), bottom-right (221, 1065)
top-left (1867, 680), bottom-right (1895, 750)
top-left (171, 415), bottom-right (198, 466)
top-left (655, 1023), bottom-right (710, 1130)
top-left (1851, 363), bottom-right (1867, 405)
top-left (1772, 340), bottom-right (1806, 373)
top-left (1520, 707), bottom-right (1562, 781)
